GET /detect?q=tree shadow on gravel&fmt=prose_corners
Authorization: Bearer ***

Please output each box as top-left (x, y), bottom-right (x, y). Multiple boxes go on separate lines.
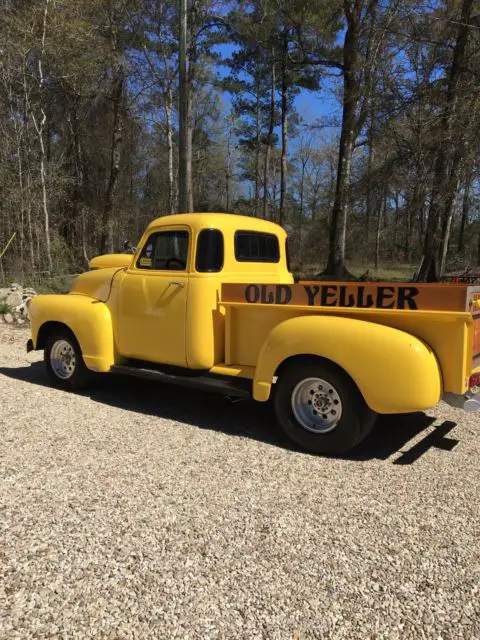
top-left (0, 361), bottom-right (459, 463)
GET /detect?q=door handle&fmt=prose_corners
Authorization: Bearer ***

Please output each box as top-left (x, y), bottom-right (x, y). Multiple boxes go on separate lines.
top-left (169, 281), bottom-right (185, 287)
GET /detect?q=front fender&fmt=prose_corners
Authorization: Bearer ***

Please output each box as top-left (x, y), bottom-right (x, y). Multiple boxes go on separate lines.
top-left (253, 315), bottom-right (442, 414)
top-left (29, 294), bottom-right (114, 373)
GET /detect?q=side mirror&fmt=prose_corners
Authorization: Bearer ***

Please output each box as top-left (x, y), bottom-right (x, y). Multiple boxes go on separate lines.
top-left (123, 239), bottom-right (136, 254)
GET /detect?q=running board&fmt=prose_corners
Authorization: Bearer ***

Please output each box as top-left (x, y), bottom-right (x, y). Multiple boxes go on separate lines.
top-left (110, 364), bottom-right (252, 398)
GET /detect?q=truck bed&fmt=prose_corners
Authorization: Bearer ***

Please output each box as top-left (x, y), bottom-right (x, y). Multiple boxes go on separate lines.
top-left (221, 282), bottom-right (480, 395)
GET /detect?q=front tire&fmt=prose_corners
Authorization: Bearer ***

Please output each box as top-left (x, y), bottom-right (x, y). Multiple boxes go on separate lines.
top-left (274, 360), bottom-right (376, 455)
top-left (45, 328), bottom-right (94, 391)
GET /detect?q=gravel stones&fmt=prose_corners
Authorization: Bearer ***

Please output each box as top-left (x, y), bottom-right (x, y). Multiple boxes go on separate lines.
top-left (0, 324), bottom-right (479, 639)
top-left (5, 290), bottom-right (22, 308)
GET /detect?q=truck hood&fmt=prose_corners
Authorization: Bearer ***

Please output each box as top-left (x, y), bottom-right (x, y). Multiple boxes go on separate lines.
top-left (88, 254), bottom-right (133, 270)
top-left (70, 267), bottom-right (125, 301)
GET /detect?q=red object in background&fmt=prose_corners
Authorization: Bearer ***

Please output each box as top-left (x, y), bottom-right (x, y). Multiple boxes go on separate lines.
top-left (443, 274), bottom-right (480, 284)
top-left (469, 373), bottom-right (480, 388)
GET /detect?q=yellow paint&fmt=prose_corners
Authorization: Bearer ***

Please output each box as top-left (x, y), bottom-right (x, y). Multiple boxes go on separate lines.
top-left (88, 254), bottom-right (133, 270)
top-left (116, 269), bottom-right (189, 366)
top-left (223, 303), bottom-right (474, 396)
top-left (119, 214), bottom-right (292, 369)
top-left (209, 364), bottom-right (255, 379)
top-left (251, 315), bottom-right (442, 412)
top-left (29, 212), bottom-right (477, 416)
top-left (29, 294), bottom-right (114, 372)
top-left (70, 267), bottom-right (122, 300)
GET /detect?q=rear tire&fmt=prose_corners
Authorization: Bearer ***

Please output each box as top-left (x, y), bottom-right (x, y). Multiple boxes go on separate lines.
top-left (274, 360), bottom-right (376, 455)
top-left (45, 328), bottom-right (94, 391)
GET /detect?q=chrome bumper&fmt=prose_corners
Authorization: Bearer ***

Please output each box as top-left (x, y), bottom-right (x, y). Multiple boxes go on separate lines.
top-left (443, 390), bottom-right (480, 412)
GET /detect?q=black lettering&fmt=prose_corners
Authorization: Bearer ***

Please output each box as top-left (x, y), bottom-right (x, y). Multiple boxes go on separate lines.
top-left (376, 286), bottom-right (395, 309)
top-left (304, 285), bottom-right (320, 306)
top-left (275, 285), bottom-right (292, 305)
top-left (245, 284), bottom-right (260, 303)
top-left (320, 285), bottom-right (338, 307)
top-left (339, 286), bottom-right (356, 307)
top-left (397, 286), bottom-right (419, 310)
top-left (261, 285), bottom-right (275, 304)
top-left (357, 286), bottom-right (375, 308)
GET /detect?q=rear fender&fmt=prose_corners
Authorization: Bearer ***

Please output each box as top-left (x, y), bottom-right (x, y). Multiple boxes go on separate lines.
top-left (253, 315), bottom-right (442, 414)
top-left (29, 294), bottom-right (114, 372)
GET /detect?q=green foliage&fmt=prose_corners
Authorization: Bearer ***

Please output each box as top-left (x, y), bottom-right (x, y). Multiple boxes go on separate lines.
top-left (0, 301), bottom-right (12, 315)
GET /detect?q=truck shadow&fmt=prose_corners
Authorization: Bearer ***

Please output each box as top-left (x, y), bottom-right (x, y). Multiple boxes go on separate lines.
top-left (0, 362), bottom-right (459, 463)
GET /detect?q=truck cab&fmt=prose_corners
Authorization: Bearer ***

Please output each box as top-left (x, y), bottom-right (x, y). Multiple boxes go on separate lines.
top-left (108, 214), bottom-right (291, 369)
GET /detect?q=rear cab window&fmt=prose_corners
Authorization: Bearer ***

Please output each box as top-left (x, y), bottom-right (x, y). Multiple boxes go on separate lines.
top-left (196, 229), bottom-right (224, 272)
top-left (235, 231), bottom-right (280, 263)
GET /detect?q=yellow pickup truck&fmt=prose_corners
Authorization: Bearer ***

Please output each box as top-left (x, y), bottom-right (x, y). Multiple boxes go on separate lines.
top-left (27, 213), bottom-right (480, 455)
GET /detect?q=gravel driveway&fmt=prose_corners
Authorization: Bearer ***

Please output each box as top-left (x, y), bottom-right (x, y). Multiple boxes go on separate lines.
top-left (1, 324), bottom-right (479, 639)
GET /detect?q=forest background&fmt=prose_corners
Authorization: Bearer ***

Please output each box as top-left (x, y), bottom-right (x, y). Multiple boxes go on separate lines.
top-left (1, 0), bottom-right (480, 288)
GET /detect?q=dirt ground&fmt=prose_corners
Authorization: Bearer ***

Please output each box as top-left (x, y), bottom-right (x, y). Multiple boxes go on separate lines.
top-left (1, 324), bottom-right (479, 639)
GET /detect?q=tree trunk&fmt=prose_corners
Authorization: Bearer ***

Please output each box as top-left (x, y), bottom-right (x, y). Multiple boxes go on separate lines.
top-left (263, 53), bottom-right (275, 220)
top-left (418, 156), bottom-right (446, 281)
top-left (14, 121), bottom-right (25, 273)
top-left (405, 183), bottom-right (421, 264)
top-left (365, 119), bottom-right (374, 243)
top-left (185, 70), bottom-right (193, 211)
top-left (374, 190), bottom-right (385, 270)
top-left (439, 165), bottom-right (461, 277)
top-left (178, 0), bottom-right (193, 213)
top-left (65, 105), bottom-right (83, 248)
top-left (225, 130), bottom-right (231, 212)
top-left (298, 159), bottom-right (306, 270)
top-left (324, 7), bottom-right (359, 278)
top-left (26, 172), bottom-right (35, 272)
top-left (82, 212), bottom-right (89, 267)
top-left (100, 65), bottom-right (124, 254)
top-left (254, 92), bottom-right (260, 216)
top-left (279, 33), bottom-right (288, 227)
top-left (404, 201), bottom-right (411, 264)
top-left (19, 61), bottom-right (35, 272)
top-left (165, 87), bottom-right (175, 214)
top-left (458, 166), bottom-right (472, 253)
top-left (419, 199), bottom-right (425, 239)
top-left (225, 169), bottom-right (230, 212)
top-left (32, 0), bottom-right (52, 272)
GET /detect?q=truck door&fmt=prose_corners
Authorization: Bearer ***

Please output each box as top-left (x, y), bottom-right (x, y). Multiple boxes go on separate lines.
top-left (117, 227), bottom-right (189, 366)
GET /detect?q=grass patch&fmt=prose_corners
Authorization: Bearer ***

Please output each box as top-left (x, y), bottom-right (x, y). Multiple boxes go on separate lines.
top-left (0, 301), bottom-right (12, 314)
top-left (350, 265), bottom-right (416, 281)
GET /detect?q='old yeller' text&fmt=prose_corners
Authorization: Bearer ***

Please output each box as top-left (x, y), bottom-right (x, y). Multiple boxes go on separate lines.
top-left (243, 284), bottom-right (420, 310)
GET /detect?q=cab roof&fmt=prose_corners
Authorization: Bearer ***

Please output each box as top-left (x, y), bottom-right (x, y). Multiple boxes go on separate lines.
top-left (147, 212), bottom-right (286, 236)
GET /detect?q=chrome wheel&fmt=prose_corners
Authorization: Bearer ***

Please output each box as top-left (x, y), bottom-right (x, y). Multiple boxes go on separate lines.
top-left (50, 339), bottom-right (76, 380)
top-left (291, 377), bottom-right (342, 434)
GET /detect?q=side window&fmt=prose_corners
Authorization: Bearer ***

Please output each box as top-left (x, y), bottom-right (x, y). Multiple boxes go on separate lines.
top-left (137, 230), bottom-right (189, 270)
top-left (235, 231), bottom-right (280, 263)
top-left (196, 229), bottom-right (224, 272)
